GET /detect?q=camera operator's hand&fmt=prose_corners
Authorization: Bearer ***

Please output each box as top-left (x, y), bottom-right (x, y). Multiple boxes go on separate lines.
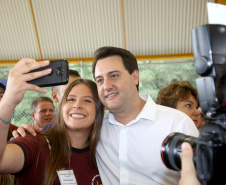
top-left (179, 142), bottom-right (201, 185)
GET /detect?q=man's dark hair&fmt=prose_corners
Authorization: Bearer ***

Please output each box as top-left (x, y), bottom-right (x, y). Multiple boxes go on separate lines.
top-left (92, 46), bottom-right (139, 90)
top-left (69, 69), bottom-right (80, 78)
top-left (0, 84), bottom-right (5, 90)
top-left (0, 79), bottom-right (7, 90)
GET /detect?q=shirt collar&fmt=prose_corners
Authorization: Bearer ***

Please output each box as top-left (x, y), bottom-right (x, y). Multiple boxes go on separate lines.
top-left (138, 93), bottom-right (156, 121)
top-left (106, 93), bottom-right (157, 126)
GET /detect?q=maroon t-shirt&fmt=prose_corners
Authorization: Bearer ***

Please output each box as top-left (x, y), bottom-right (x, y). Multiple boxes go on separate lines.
top-left (9, 134), bottom-right (102, 185)
top-left (10, 124), bottom-right (18, 131)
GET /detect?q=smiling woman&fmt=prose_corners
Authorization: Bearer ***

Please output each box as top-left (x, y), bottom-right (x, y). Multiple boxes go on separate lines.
top-left (63, 83), bottom-right (96, 133)
top-left (0, 58), bottom-right (104, 185)
top-left (156, 81), bottom-right (201, 128)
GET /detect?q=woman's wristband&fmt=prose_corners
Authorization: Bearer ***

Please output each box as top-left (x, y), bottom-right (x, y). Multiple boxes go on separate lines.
top-left (0, 112), bottom-right (14, 124)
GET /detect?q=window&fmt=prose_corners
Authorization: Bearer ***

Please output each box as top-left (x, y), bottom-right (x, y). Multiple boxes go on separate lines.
top-left (0, 58), bottom-right (199, 126)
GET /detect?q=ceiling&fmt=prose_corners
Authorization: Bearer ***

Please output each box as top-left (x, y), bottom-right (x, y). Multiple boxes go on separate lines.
top-left (0, 0), bottom-right (222, 65)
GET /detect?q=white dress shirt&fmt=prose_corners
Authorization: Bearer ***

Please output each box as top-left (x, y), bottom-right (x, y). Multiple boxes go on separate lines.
top-left (96, 94), bottom-right (199, 185)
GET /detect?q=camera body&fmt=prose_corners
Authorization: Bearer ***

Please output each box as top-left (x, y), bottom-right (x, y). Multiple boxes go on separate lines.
top-left (161, 121), bottom-right (226, 184)
top-left (161, 24), bottom-right (226, 185)
top-left (192, 24), bottom-right (226, 120)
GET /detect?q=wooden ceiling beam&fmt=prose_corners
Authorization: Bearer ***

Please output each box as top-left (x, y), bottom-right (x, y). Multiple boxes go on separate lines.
top-left (0, 53), bottom-right (193, 65)
top-left (215, 0), bottom-right (226, 5)
top-left (29, 0), bottom-right (43, 60)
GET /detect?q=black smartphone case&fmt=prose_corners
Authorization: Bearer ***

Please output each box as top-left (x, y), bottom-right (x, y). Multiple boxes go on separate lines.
top-left (28, 59), bottom-right (69, 87)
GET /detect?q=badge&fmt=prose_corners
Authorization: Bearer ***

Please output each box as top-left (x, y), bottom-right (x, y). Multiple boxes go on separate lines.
top-left (57, 170), bottom-right (77, 185)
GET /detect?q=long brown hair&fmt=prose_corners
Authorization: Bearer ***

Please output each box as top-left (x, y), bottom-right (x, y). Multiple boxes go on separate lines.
top-left (41, 79), bottom-right (104, 185)
top-left (0, 174), bottom-right (15, 185)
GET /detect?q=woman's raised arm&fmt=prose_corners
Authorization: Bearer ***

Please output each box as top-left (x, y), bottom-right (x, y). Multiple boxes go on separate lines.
top-left (0, 58), bottom-right (51, 173)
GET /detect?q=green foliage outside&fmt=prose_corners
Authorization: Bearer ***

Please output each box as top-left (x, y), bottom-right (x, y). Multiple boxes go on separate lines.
top-left (138, 59), bottom-right (200, 100)
top-left (0, 58), bottom-right (200, 126)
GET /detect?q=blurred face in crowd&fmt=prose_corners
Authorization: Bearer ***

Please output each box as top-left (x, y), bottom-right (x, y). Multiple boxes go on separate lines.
top-left (0, 87), bottom-right (5, 101)
top-left (58, 76), bottom-right (81, 101)
top-left (31, 101), bottom-right (55, 128)
top-left (52, 75), bottom-right (81, 105)
top-left (176, 95), bottom-right (200, 125)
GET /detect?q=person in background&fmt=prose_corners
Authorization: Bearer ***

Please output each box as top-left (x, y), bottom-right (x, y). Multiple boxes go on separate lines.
top-left (30, 97), bottom-right (55, 128)
top-left (156, 81), bottom-right (201, 129)
top-left (0, 58), bottom-right (104, 185)
top-left (0, 79), bottom-right (7, 101)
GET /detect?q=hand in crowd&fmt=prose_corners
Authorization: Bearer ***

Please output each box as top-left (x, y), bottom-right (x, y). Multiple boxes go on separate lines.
top-left (12, 123), bottom-right (42, 139)
top-left (179, 142), bottom-right (201, 185)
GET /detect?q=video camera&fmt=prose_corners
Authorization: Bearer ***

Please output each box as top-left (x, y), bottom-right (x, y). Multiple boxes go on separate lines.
top-left (161, 24), bottom-right (226, 185)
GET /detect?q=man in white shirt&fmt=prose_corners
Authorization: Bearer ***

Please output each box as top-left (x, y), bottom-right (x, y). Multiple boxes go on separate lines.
top-left (92, 46), bottom-right (199, 185)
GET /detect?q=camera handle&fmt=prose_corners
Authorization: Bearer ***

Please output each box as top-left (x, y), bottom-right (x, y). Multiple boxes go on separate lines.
top-left (195, 140), bottom-right (213, 185)
top-left (195, 122), bottom-right (226, 185)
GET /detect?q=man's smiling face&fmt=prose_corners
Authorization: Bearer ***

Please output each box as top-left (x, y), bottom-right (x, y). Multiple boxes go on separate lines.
top-left (94, 55), bottom-right (139, 113)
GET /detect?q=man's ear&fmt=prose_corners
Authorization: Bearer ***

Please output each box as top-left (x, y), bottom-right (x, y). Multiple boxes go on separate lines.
top-left (132, 70), bottom-right (139, 86)
top-left (51, 91), bottom-right (59, 103)
top-left (31, 113), bottom-right (35, 121)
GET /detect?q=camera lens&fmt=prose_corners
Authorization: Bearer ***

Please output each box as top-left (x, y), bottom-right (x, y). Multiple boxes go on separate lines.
top-left (161, 132), bottom-right (198, 171)
top-left (56, 67), bottom-right (64, 76)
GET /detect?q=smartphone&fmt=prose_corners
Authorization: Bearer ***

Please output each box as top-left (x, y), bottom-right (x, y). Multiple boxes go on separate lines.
top-left (28, 59), bottom-right (69, 87)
